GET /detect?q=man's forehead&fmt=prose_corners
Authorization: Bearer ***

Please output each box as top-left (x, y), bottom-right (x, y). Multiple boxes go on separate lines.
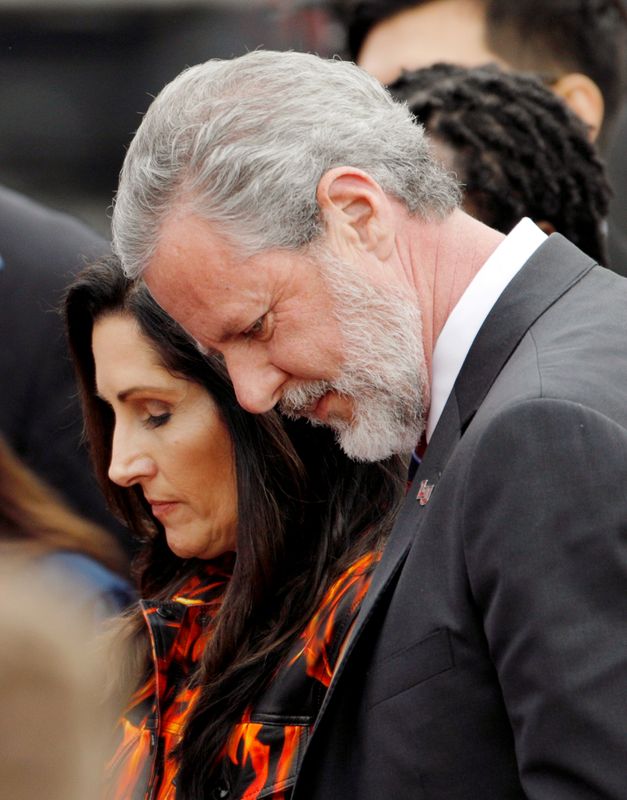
top-left (150, 214), bottom-right (240, 279)
top-left (145, 219), bottom-right (274, 339)
top-left (147, 260), bottom-right (262, 329)
top-left (148, 215), bottom-right (261, 291)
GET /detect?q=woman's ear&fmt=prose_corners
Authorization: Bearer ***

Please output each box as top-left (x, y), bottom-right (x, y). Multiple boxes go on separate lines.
top-left (551, 73), bottom-right (604, 142)
top-left (316, 167), bottom-right (396, 259)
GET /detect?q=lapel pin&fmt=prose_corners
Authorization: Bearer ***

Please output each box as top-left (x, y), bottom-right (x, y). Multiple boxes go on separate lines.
top-left (416, 479), bottom-right (435, 505)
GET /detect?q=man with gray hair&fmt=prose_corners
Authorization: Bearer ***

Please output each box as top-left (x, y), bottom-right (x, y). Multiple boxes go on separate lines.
top-left (113, 50), bottom-right (627, 799)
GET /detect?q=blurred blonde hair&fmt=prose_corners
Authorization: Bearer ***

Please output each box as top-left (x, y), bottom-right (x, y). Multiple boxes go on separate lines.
top-left (0, 567), bottom-right (114, 800)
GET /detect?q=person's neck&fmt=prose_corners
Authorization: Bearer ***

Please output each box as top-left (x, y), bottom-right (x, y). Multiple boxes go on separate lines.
top-left (402, 209), bottom-right (505, 374)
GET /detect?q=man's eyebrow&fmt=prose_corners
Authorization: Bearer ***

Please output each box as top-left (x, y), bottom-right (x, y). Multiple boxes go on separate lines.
top-left (206, 317), bottom-right (248, 346)
top-left (190, 318), bottom-right (239, 348)
top-left (211, 318), bottom-right (252, 344)
top-left (194, 308), bottom-right (267, 349)
top-left (227, 310), bottom-right (269, 339)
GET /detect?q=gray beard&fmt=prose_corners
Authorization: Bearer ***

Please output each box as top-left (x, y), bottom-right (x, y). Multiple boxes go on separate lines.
top-left (279, 249), bottom-right (428, 462)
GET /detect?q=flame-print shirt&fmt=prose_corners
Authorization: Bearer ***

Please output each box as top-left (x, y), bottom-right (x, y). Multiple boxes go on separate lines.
top-left (105, 551), bottom-right (380, 800)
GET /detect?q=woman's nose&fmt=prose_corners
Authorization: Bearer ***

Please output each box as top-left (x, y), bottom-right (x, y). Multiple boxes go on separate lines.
top-left (108, 429), bottom-right (156, 487)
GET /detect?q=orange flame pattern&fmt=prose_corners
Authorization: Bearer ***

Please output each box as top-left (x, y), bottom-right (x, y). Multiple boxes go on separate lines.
top-left (288, 551), bottom-right (379, 688)
top-left (105, 551), bottom-right (380, 799)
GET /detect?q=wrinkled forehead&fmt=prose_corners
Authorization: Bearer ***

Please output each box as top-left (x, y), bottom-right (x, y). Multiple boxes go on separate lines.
top-left (145, 212), bottom-right (241, 290)
top-left (143, 215), bottom-right (276, 345)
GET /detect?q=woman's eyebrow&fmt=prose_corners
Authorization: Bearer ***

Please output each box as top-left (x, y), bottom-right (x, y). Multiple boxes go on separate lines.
top-left (96, 385), bottom-right (171, 403)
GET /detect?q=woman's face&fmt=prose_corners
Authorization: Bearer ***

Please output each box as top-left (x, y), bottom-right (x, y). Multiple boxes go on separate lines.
top-left (92, 313), bottom-right (238, 560)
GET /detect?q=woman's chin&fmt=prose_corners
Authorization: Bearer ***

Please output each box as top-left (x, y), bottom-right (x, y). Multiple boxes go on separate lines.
top-left (166, 529), bottom-right (237, 561)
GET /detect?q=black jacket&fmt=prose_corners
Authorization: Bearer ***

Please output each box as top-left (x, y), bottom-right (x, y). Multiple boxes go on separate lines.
top-left (293, 236), bottom-right (627, 800)
top-left (0, 185), bottom-right (127, 545)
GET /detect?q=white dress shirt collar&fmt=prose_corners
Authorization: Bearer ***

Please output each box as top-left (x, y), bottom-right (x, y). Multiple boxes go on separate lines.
top-left (426, 218), bottom-right (548, 441)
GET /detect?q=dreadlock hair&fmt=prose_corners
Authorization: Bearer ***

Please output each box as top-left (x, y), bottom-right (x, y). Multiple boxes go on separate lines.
top-left (390, 63), bottom-right (611, 263)
top-left (335, 0), bottom-right (627, 139)
top-left (64, 255), bottom-right (405, 798)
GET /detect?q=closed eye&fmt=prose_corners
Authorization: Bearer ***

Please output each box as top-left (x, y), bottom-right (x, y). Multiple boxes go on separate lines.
top-left (141, 400), bottom-right (172, 429)
top-left (143, 411), bottom-right (171, 429)
top-left (243, 314), bottom-right (267, 339)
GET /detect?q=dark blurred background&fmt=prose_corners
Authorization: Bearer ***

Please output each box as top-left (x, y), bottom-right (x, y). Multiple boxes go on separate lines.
top-left (1, 0), bottom-right (625, 244)
top-left (0, 0), bottom-right (344, 236)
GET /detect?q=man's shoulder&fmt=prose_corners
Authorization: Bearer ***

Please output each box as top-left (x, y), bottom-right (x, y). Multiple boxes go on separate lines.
top-left (524, 233), bottom-right (627, 294)
top-left (452, 254), bottom-right (627, 458)
top-left (496, 236), bottom-right (627, 377)
top-left (530, 256), bottom-right (627, 351)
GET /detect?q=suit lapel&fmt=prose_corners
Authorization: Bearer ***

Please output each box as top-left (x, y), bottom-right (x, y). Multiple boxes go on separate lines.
top-left (453, 234), bottom-right (595, 430)
top-left (308, 234), bottom-right (595, 732)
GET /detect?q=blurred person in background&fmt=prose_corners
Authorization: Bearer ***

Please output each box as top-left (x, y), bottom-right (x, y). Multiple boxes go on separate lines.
top-left (389, 63), bottom-right (611, 263)
top-left (341, 0), bottom-right (625, 143)
top-left (64, 256), bottom-right (405, 800)
top-left (0, 184), bottom-right (129, 549)
top-left (334, 0), bottom-right (627, 273)
top-left (0, 432), bottom-right (133, 621)
top-left (0, 567), bottom-right (114, 800)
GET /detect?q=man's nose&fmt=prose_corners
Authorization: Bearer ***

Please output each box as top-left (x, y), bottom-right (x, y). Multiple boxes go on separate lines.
top-left (108, 428), bottom-right (156, 487)
top-left (224, 350), bottom-right (287, 414)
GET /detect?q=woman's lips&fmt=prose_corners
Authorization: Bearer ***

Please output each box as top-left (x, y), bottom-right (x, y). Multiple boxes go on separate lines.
top-left (148, 500), bottom-right (180, 519)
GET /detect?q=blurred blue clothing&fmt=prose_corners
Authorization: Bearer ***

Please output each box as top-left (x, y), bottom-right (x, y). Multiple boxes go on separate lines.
top-left (37, 551), bottom-right (135, 622)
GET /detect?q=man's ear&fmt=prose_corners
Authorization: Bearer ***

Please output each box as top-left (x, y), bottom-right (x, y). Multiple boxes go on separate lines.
top-left (316, 167), bottom-right (395, 259)
top-left (551, 73), bottom-right (604, 142)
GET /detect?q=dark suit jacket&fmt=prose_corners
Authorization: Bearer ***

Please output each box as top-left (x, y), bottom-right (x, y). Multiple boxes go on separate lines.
top-left (0, 185), bottom-right (128, 547)
top-left (293, 236), bottom-right (627, 799)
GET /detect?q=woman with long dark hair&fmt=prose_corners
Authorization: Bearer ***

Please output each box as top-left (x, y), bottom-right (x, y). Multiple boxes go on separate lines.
top-left (64, 255), bottom-right (404, 800)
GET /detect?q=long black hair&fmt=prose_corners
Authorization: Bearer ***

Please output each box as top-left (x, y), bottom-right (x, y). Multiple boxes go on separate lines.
top-left (64, 255), bottom-right (404, 796)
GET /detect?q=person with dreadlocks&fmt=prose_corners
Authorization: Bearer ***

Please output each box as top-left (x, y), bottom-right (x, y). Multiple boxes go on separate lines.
top-left (389, 63), bottom-right (611, 264)
top-left (337, 0), bottom-right (627, 145)
top-left (332, 0), bottom-right (627, 274)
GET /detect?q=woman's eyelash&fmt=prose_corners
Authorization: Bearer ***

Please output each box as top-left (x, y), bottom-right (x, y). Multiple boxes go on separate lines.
top-left (144, 412), bottom-right (171, 429)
